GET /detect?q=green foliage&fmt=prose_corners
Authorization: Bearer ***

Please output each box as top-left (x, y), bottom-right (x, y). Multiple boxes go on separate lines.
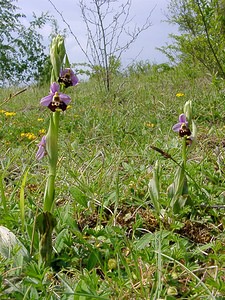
top-left (0, 0), bottom-right (50, 86)
top-left (162, 0), bottom-right (225, 77)
top-left (1, 63), bottom-right (225, 298)
top-left (148, 161), bottom-right (161, 215)
top-left (167, 162), bottom-right (190, 214)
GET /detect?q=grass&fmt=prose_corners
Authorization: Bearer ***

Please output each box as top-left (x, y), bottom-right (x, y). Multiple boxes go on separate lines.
top-left (0, 62), bottom-right (225, 299)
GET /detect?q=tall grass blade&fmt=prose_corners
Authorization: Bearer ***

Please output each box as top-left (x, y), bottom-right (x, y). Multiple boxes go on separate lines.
top-left (0, 174), bottom-right (7, 212)
top-left (19, 168), bottom-right (29, 232)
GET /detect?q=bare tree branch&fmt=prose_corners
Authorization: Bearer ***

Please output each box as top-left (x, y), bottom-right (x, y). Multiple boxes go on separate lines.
top-left (48, 0), bottom-right (153, 91)
top-left (48, 0), bottom-right (93, 66)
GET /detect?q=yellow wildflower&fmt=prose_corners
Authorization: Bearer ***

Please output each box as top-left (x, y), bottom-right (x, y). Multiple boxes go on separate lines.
top-left (21, 132), bottom-right (36, 140)
top-left (37, 118), bottom-right (44, 122)
top-left (27, 133), bottom-right (36, 140)
top-left (5, 111), bottom-right (16, 117)
top-left (176, 92), bottom-right (185, 97)
top-left (145, 122), bottom-right (155, 128)
top-left (39, 129), bottom-right (46, 135)
top-left (0, 110), bottom-right (5, 113)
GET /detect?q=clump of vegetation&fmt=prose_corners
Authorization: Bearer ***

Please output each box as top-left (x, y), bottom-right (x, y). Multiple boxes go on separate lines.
top-left (0, 0), bottom-right (52, 86)
top-left (1, 0), bottom-right (225, 299)
top-left (1, 59), bottom-right (225, 299)
top-left (161, 0), bottom-right (225, 78)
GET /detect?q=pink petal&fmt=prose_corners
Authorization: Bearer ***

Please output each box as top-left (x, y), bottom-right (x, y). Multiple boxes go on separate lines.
top-left (36, 136), bottom-right (46, 160)
top-left (179, 114), bottom-right (187, 123)
top-left (39, 135), bottom-right (46, 146)
top-left (172, 123), bottom-right (181, 132)
top-left (71, 74), bottom-right (79, 86)
top-left (50, 82), bottom-right (60, 93)
top-left (40, 94), bottom-right (53, 106)
top-left (59, 93), bottom-right (71, 105)
top-left (36, 147), bottom-right (45, 160)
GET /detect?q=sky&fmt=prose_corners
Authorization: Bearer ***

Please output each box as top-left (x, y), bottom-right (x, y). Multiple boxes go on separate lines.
top-left (17, 0), bottom-right (179, 68)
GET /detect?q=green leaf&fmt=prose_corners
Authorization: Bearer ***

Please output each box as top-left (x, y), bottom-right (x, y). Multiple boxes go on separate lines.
top-left (70, 187), bottom-right (88, 208)
top-left (19, 167), bottom-right (29, 232)
top-left (148, 161), bottom-right (161, 214)
top-left (87, 250), bottom-right (100, 270)
top-left (0, 173), bottom-right (6, 212)
top-left (54, 228), bottom-right (69, 253)
top-left (169, 162), bottom-right (191, 214)
top-left (135, 233), bottom-right (153, 250)
top-left (0, 225), bottom-right (30, 267)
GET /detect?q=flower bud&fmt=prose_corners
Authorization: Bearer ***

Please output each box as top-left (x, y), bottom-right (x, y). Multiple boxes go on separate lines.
top-left (57, 35), bottom-right (66, 63)
top-left (50, 35), bottom-right (66, 82)
top-left (184, 100), bottom-right (192, 123)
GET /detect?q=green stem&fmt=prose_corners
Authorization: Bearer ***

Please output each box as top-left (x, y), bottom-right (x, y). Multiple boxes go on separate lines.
top-left (43, 111), bottom-right (60, 212)
top-left (182, 136), bottom-right (187, 168)
top-left (38, 111), bottom-right (60, 266)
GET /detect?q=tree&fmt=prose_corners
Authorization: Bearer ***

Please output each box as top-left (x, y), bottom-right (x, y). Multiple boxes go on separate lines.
top-left (0, 0), bottom-right (50, 86)
top-left (48, 0), bottom-right (152, 92)
top-left (160, 0), bottom-right (225, 78)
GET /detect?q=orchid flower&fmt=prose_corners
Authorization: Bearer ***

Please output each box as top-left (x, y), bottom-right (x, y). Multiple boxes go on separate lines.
top-left (172, 114), bottom-right (188, 132)
top-left (36, 135), bottom-right (46, 160)
top-left (172, 113), bottom-right (192, 142)
top-left (40, 82), bottom-right (71, 111)
top-left (58, 68), bottom-right (79, 88)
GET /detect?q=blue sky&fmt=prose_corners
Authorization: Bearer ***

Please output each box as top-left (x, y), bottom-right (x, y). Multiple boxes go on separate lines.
top-left (17, 0), bottom-right (178, 67)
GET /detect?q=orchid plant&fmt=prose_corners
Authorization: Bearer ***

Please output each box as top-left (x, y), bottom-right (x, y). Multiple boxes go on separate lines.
top-left (149, 100), bottom-right (197, 219)
top-left (36, 35), bottom-right (78, 265)
top-left (168, 100), bottom-right (196, 214)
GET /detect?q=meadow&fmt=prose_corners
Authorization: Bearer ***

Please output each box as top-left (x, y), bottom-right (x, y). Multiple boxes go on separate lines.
top-left (0, 62), bottom-right (225, 299)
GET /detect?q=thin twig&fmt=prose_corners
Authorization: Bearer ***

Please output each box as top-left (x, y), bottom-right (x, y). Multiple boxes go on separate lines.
top-left (1, 88), bottom-right (27, 108)
top-left (150, 145), bottom-right (210, 201)
top-left (48, 0), bottom-right (93, 66)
